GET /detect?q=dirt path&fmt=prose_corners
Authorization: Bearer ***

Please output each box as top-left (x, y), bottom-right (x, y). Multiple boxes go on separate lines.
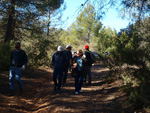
top-left (0, 64), bottom-right (127, 113)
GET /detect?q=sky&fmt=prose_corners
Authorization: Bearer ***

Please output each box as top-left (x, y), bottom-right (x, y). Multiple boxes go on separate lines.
top-left (61, 0), bottom-right (130, 32)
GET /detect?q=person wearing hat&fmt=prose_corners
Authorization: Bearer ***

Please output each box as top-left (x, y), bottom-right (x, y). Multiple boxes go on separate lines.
top-left (84, 45), bottom-right (92, 85)
top-left (9, 42), bottom-right (28, 96)
top-left (71, 49), bottom-right (86, 94)
top-left (52, 46), bottom-right (67, 93)
top-left (62, 45), bottom-right (72, 85)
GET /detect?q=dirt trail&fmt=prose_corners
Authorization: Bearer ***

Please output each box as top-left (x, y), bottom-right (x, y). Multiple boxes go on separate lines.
top-left (0, 64), bottom-right (127, 113)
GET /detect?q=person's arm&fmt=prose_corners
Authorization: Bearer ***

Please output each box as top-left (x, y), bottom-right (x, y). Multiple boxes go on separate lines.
top-left (70, 52), bottom-right (73, 65)
top-left (65, 53), bottom-right (68, 64)
top-left (10, 51), bottom-right (13, 66)
top-left (66, 53), bottom-right (69, 64)
top-left (72, 56), bottom-right (77, 63)
top-left (24, 51), bottom-right (28, 67)
top-left (22, 51), bottom-right (27, 70)
top-left (83, 51), bottom-right (88, 62)
top-left (81, 56), bottom-right (85, 60)
top-left (70, 52), bottom-right (72, 60)
top-left (52, 53), bottom-right (55, 66)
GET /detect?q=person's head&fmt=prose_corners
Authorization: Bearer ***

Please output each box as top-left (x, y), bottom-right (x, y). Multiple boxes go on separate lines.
top-left (85, 45), bottom-right (89, 50)
top-left (66, 45), bottom-right (72, 52)
top-left (15, 42), bottom-right (21, 50)
top-left (76, 49), bottom-right (83, 57)
top-left (57, 46), bottom-right (63, 54)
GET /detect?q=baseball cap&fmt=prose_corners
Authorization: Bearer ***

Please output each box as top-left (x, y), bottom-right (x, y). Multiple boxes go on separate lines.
top-left (85, 45), bottom-right (89, 49)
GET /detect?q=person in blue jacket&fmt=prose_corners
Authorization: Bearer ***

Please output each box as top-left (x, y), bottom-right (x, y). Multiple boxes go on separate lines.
top-left (71, 49), bottom-right (86, 95)
top-left (52, 46), bottom-right (67, 93)
top-left (9, 42), bottom-right (28, 96)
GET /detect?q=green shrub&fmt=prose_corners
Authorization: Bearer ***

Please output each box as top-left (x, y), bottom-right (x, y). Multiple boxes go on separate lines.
top-left (0, 43), bottom-right (14, 71)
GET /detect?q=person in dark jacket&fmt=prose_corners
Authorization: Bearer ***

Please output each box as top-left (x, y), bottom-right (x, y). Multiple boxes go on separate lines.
top-left (71, 49), bottom-right (86, 95)
top-left (52, 46), bottom-right (67, 93)
top-left (63, 45), bottom-right (72, 85)
top-left (84, 45), bottom-right (92, 85)
top-left (9, 42), bottom-right (28, 96)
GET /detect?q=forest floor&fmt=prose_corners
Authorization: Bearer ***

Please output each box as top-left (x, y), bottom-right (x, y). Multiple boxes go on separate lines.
top-left (0, 64), bottom-right (133, 113)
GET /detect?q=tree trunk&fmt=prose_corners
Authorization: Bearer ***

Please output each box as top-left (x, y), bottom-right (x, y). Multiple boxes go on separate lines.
top-left (4, 0), bottom-right (16, 43)
top-left (47, 9), bottom-right (52, 37)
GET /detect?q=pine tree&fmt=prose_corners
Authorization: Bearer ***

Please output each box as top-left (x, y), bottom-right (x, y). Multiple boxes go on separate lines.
top-left (0, 0), bottom-right (64, 43)
top-left (60, 3), bottom-right (102, 50)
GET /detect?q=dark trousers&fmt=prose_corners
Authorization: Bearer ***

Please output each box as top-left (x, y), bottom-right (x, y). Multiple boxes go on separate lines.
top-left (75, 71), bottom-right (83, 92)
top-left (63, 69), bottom-right (68, 84)
top-left (53, 68), bottom-right (63, 90)
top-left (63, 64), bottom-right (70, 84)
top-left (85, 66), bottom-right (92, 84)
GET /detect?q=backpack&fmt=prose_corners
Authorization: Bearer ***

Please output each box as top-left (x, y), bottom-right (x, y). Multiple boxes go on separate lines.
top-left (89, 51), bottom-right (96, 64)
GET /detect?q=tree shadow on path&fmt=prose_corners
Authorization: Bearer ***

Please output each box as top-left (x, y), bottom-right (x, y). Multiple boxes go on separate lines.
top-left (0, 65), bottom-right (130, 113)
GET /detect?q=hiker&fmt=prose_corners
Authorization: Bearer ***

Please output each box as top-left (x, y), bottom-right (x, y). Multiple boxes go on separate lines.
top-left (71, 49), bottom-right (86, 94)
top-left (83, 45), bottom-right (94, 85)
top-left (63, 45), bottom-right (72, 85)
top-left (9, 42), bottom-right (28, 96)
top-left (52, 46), bottom-right (67, 93)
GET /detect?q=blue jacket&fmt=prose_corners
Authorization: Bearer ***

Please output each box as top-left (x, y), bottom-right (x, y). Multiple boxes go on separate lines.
top-left (10, 49), bottom-right (28, 68)
top-left (76, 57), bottom-right (83, 71)
top-left (52, 52), bottom-right (67, 70)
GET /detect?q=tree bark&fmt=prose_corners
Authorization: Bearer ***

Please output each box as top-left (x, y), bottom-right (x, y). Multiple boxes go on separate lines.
top-left (4, 0), bottom-right (16, 43)
top-left (47, 9), bottom-right (51, 36)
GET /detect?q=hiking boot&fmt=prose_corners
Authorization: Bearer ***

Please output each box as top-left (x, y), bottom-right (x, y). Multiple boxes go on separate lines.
top-left (63, 83), bottom-right (67, 86)
top-left (62, 82), bottom-right (65, 85)
top-left (57, 89), bottom-right (61, 94)
top-left (54, 86), bottom-right (57, 92)
top-left (87, 82), bottom-right (91, 85)
top-left (8, 91), bottom-right (14, 96)
top-left (62, 81), bottom-right (67, 86)
top-left (83, 78), bottom-right (86, 84)
top-left (79, 90), bottom-right (82, 93)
